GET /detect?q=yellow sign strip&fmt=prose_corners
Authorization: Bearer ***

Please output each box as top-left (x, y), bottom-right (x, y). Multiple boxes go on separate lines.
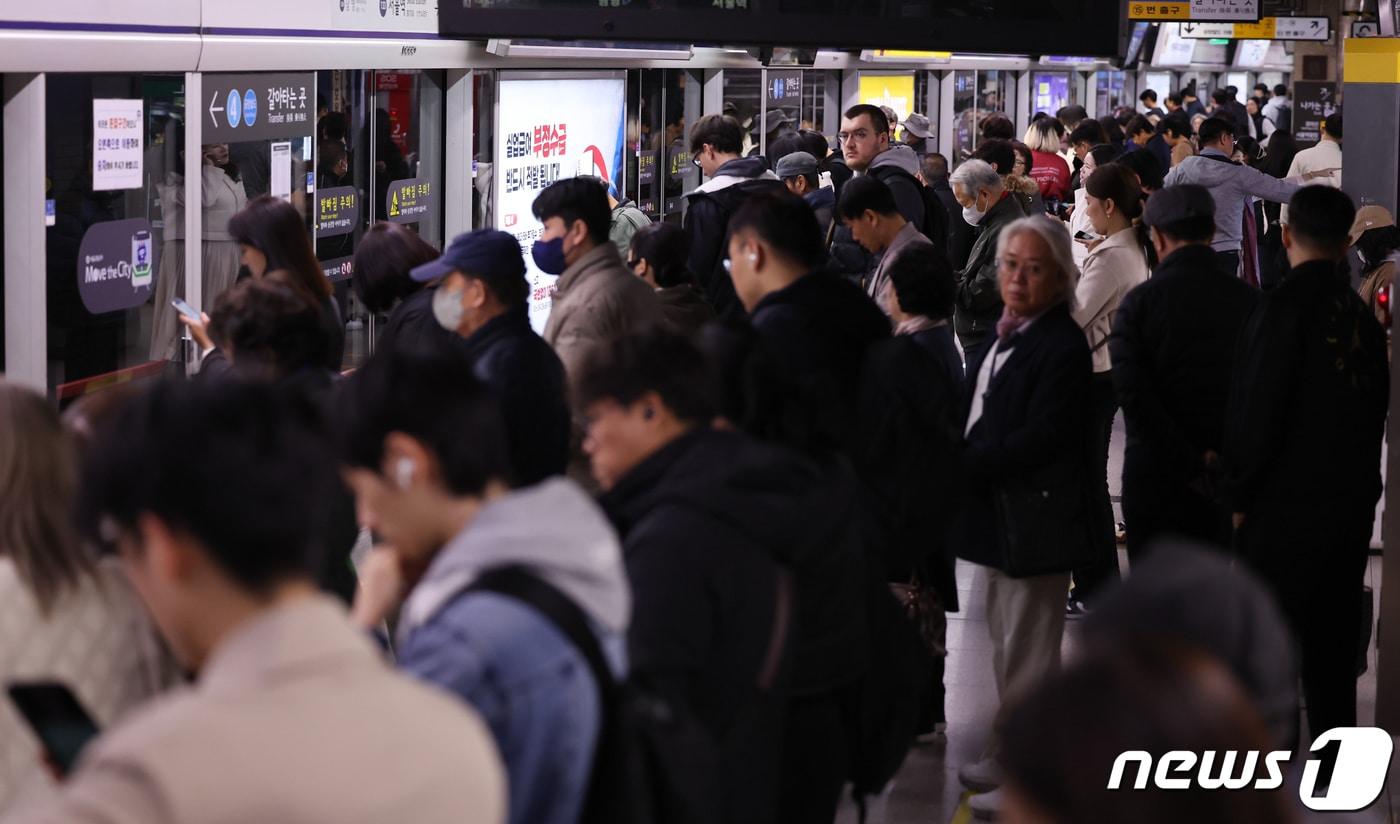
top-left (1128, 2), bottom-right (1191, 20)
top-left (1345, 37), bottom-right (1400, 84)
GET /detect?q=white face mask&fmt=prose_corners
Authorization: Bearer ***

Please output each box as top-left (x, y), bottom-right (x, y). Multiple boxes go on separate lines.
top-left (432, 285), bottom-right (465, 333)
top-left (962, 191), bottom-right (988, 227)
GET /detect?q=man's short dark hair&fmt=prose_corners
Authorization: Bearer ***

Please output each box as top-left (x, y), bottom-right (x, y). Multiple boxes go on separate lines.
top-left (1274, 84), bottom-right (1288, 97)
top-left (77, 379), bottom-right (338, 593)
top-left (689, 113), bottom-right (744, 156)
top-left (1323, 113), bottom-right (1343, 139)
top-left (797, 128), bottom-right (831, 161)
top-left (340, 341), bottom-right (511, 493)
top-left (574, 327), bottom-right (716, 425)
top-left (886, 243), bottom-right (955, 320)
top-left (1069, 119), bottom-right (1107, 147)
top-left (1154, 214), bottom-right (1216, 245)
top-left (1212, 89), bottom-right (1234, 105)
top-left (972, 138), bottom-right (1016, 175)
top-left (208, 280), bottom-right (329, 379)
top-left (923, 152), bottom-right (949, 181)
top-left (728, 190), bottom-right (824, 270)
top-left (1166, 93), bottom-right (1183, 107)
top-left (1287, 186), bottom-right (1356, 252)
top-left (1125, 115), bottom-right (1154, 138)
top-left (1139, 89), bottom-right (1158, 104)
top-left (836, 175), bottom-right (899, 221)
top-left (1225, 85), bottom-right (1239, 96)
top-left (1056, 104), bottom-right (1088, 127)
top-left (979, 114), bottom-right (1016, 141)
top-left (1157, 113), bottom-right (1192, 139)
top-left (1253, 83), bottom-right (1270, 94)
top-left (532, 177), bottom-right (611, 245)
top-left (1198, 117), bottom-right (1235, 147)
top-left (1118, 149), bottom-right (1165, 191)
top-left (843, 104), bottom-right (889, 135)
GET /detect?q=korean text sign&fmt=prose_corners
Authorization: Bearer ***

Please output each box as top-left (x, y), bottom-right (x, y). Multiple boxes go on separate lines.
top-left (495, 75), bottom-right (627, 333)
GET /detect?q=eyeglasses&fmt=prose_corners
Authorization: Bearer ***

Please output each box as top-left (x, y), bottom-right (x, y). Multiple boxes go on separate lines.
top-left (692, 155), bottom-right (703, 169)
top-left (837, 128), bottom-right (873, 143)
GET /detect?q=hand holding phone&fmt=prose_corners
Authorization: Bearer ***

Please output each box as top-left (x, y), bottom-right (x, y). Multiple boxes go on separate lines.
top-left (171, 297), bottom-right (201, 324)
top-left (7, 682), bottom-right (101, 779)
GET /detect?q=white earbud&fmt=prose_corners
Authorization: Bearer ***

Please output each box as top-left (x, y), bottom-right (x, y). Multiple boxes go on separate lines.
top-left (395, 458), bottom-right (415, 490)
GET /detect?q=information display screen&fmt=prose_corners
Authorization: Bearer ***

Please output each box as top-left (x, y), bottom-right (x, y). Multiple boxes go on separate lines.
top-left (494, 73), bottom-right (627, 333)
top-left (442, 0), bottom-right (1119, 56)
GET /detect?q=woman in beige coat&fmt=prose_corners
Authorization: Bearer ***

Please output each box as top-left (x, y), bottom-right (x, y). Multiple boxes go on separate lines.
top-left (0, 383), bottom-right (178, 812)
top-left (1066, 164), bottom-right (1151, 614)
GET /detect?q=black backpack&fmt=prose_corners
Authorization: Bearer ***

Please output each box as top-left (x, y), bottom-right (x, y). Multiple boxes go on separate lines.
top-left (467, 566), bottom-right (720, 824)
top-left (868, 165), bottom-right (951, 260)
top-left (697, 178), bottom-right (789, 317)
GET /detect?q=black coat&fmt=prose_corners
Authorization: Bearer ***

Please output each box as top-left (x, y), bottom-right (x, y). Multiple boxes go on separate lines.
top-left (750, 271), bottom-right (890, 453)
top-left (930, 177), bottom-right (974, 271)
top-left (462, 309), bottom-right (570, 487)
top-left (683, 158), bottom-right (786, 319)
top-left (1111, 244), bottom-right (1258, 487)
top-left (954, 191), bottom-right (1027, 349)
top-left (380, 285), bottom-right (469, 356)
top-left (856, 324), bottom-right (964, 607)
top-left (954, 302), bottom-right (1094, 571)
top-left (600, 428), bottom-right (798, 824)
top-left (829, 163), bottom-right (931, 282)
top-left (1224, 260), bottom-right (1389, 531)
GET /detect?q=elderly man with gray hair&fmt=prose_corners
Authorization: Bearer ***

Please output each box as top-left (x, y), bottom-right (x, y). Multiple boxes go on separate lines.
top-left (950, 159), bottom-right (1029, 350)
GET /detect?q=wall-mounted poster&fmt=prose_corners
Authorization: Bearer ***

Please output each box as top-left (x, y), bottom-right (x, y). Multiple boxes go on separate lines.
top-left (495, 73), bottom-right (627, 333)
top-left (92, 98), bottom-right (143, 191)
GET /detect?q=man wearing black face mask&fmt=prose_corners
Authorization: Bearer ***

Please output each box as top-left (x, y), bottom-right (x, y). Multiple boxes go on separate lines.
top-left (531, 178), bottom-right (665, 379)
top-left (408, 228), bottom-right (570, 486)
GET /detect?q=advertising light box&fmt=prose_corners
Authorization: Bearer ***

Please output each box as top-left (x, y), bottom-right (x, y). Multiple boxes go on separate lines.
top-left (494, 73), bottom-right (626, 333)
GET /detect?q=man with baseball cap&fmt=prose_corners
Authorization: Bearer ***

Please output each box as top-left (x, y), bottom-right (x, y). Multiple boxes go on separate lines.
top-left (1350, 205), bottom-right (1398, 330)
top-left (775, 150), bottom-right (834, 237)
top-left (410, 229), bottom-right (570, 485)
top-left (1108, 184), bottom-right (1259, 559)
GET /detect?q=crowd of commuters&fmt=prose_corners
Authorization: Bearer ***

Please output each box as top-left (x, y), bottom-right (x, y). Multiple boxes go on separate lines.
top-left (0, 95), bottom-right (1391, 824)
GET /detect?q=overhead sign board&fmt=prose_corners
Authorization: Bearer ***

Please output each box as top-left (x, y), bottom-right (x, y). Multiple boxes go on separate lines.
top-left (1190, 0), bottom-right (1261, 21)
top-left (204, 73), bottom-right (316, 142)
top-left (1129, 2), bottom-right (1192, 20)
top-left (1181, 15), bottom-right (1329, 38)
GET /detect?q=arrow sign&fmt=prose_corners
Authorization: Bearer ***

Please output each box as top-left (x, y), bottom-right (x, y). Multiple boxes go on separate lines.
top-left (208, 91), bottom-right (224, 129)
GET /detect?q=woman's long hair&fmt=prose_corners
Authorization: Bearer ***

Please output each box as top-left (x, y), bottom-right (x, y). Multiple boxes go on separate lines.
top-left (228, 196), bottom-right (332, 303)
top-left (1086, 163), bottom-right (1154, 267)
top-left (0, 381), bottom-right (88, 615)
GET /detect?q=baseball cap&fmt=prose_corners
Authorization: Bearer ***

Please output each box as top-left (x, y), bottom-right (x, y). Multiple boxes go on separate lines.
top-left (1144, 184), bottom-right (1215, 228)
top-left (774, 151), bottom-right (818, 180)
top-left (1348, 205), bottom-right (1395, 247)
top-left (410, 228), bottom-right (525, 283)
top-left (900, 113), bottom-right (933, 139)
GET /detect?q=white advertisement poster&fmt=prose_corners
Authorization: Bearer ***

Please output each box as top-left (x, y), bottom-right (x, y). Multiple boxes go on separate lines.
top-left (495, 75), bottom-right (627, 333)
top-left (92, 99), bottom-right (144, 192)
top-left (270, 142), bottom-right (293, 201)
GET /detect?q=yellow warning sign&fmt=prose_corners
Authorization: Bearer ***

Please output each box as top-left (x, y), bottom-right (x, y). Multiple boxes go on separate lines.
top-left (1233, 18), bottom-right (1275, 38)
top-left (1128, 1), bottom-right (1191, 19)
top-left (389, 190), bottom-right (400, 218)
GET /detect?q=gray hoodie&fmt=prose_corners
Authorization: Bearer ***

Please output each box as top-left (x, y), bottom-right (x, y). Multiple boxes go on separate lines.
top-left (867, 142), bottom-right (923, 178)
top-left (398, 477), bottom-right (631, 641)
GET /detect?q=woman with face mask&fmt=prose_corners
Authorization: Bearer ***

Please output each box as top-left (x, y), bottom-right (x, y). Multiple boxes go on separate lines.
top-left (1065, 163), bottom-right (1151, 616)
top-left (1068, 143), bottom-right (1123, 269)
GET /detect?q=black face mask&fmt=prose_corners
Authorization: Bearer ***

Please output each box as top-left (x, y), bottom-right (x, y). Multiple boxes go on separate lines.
top-left (236, 264), bottom-right (253, 281)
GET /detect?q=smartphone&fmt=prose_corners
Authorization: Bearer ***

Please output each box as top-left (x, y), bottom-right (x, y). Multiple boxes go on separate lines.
top-left (1074, 230), bottom-right (1099, 241)
top-left (171, 297), bottom-right (201, 324)
top-left (6, 682), bottom-right (102, 777)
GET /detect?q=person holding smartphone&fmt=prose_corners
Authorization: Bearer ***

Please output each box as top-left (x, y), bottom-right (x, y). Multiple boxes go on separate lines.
top-left (0, 381), bottom-right (179, 810)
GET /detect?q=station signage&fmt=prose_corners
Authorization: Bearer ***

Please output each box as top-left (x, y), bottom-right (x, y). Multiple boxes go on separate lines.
top-left (204, 73), bottom-right (316, 142)
top-left (1180, 16), bottom-right (1330, 39)
top-left (385, 178), bottom-right (433, 224)
top-left (92, 99), bottom-right (144, 192)
top-left (1292, 81), bottom-right (1339, 145)
top-left (1129, 0), bottom-right (1259, 20)
top-left (316, 186), bottom-right (359, 237)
